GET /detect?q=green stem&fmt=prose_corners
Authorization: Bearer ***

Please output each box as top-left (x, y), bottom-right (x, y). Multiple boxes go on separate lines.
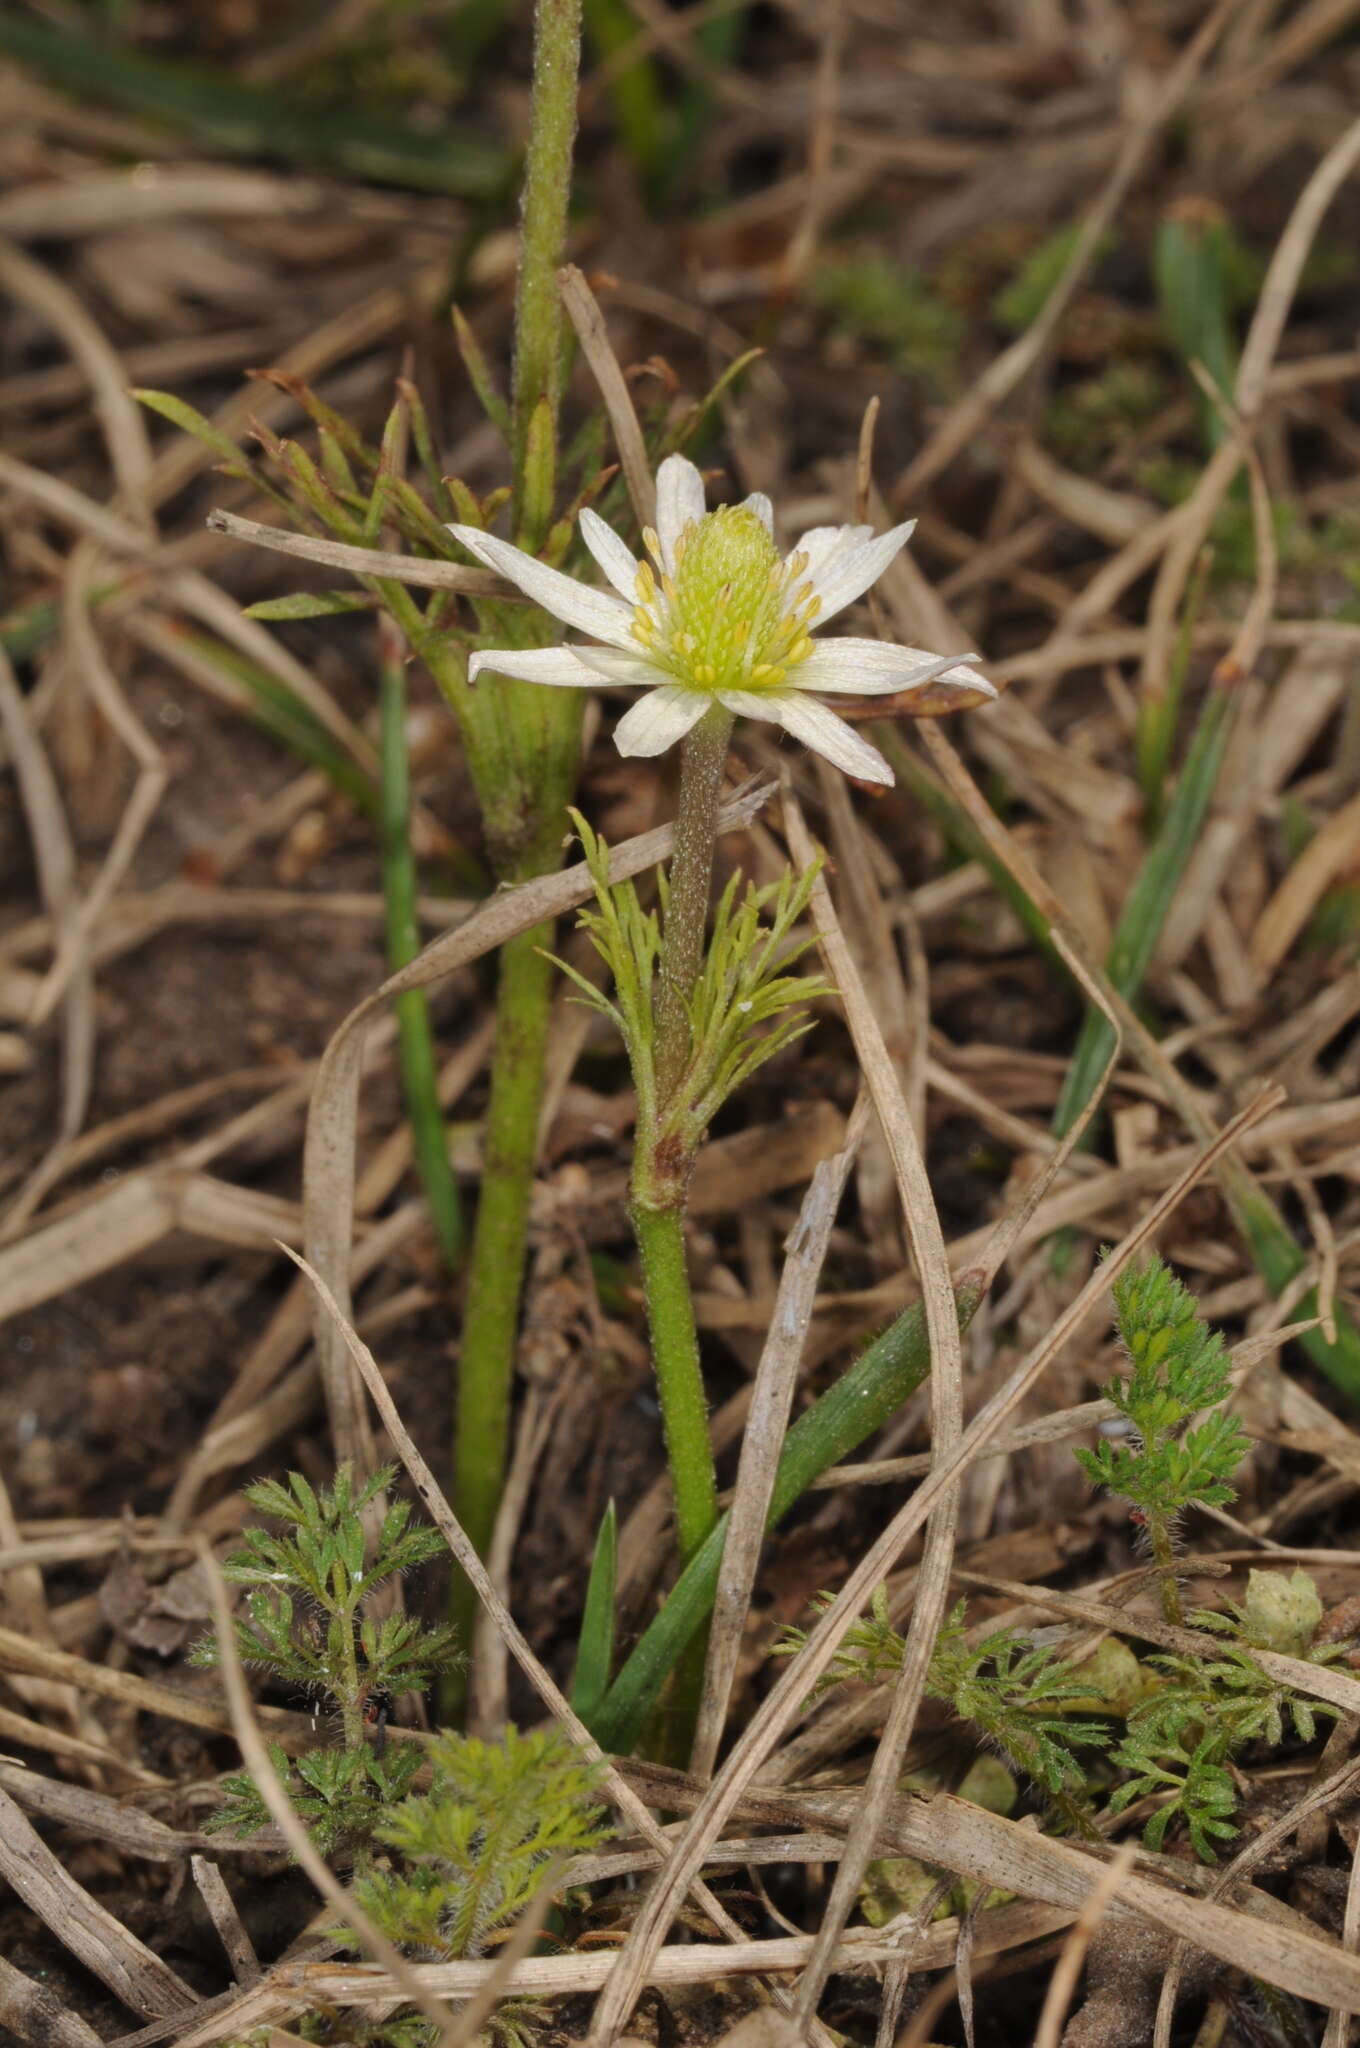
top-left (511, 0), bottom-right (583, 549)
top-left (653, 705), bottom-right (733, 1107)
top-left (1148, 1513), bottom-right (1184, 1627)
top-left (379, 626), bottom-right (463, 1268)
top-left (441, 0), bottom-right (585, 1709)
top-left (630, 1201), bottom-right (719, 1564)
top-left (589, 1279), bottom-right (984, 1754)
top-left (449, 920), bottom-right (557, 1661)
top-left (338, 1602), bottom-right (364, 1751)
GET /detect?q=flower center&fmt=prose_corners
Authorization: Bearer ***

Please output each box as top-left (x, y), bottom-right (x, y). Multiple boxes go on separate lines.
top-left (630, 505), bottom-right (820, 693)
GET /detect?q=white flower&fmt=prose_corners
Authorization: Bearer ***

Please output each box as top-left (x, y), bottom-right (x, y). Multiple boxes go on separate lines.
top-left (448, 454), bottom-right (992, 786)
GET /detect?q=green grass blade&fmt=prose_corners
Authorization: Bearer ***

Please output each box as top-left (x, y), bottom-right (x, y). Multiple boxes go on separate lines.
top-left (177, 630), bottom-right (378, 815)
top-left (570, 1500), bottom-right (618, 1724)
top-left (1154, 206), bottom-right (1239, 452)
top-left (0, 17), bottom-right (508, 197)
top-left (1134, 546), bottom-right (1213, 830)
top-left (583, 0), bottom-right (667, 179)
top-left (1053, 680), bottom-right (1236, 1142)
top-left (589, 1280), bottom-right (984, 1754)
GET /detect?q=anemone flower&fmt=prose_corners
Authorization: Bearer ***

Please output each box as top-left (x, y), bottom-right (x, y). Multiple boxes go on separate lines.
top-left (448, 454), bottom-right (992, 785)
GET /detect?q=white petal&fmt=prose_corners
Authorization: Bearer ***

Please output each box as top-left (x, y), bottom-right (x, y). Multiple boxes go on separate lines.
top-left (795, 641), bottom-right (989, 696)
top-left (804, 519), bottom-right (918, 626)
top-left (787, 523), bottom-right (872, 588)
top-left (771, 693), bottom-right (894, 785)
top-left (738, 491), bottom-right (774, 534)
top-left (716, 689), bottom-right (786, 726)
top-left (578, 507), bottom-right (643, 602)
top-left (613, 686), bottom-right (710, 758)
top-left (447, 524), bottom-right (636, 648)
top-left (467, 646), bottom-right (604, 687)
top-left (654, 455), bottom-right (706, 569)
top-left (573, 646), bottom-right (671, 689)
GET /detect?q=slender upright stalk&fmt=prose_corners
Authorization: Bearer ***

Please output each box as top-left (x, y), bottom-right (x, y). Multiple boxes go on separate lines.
top-left (629, 703), bottom-right (734, 1582)
top-left (511, 0), bottom-right (584, 550)
top-left (445, 0), bottom-right (585, 1707)
top-left (653, 705), bottom-right (733, 1105)
top-left (1148, 1515), bottom-right (1185, 1627)
top-left (379, 615), bottom-right (463, 1268)
top-left (454, 910), bottom-right (556, 1578)
top-left (630, 1202), bottom-right (718, 1563)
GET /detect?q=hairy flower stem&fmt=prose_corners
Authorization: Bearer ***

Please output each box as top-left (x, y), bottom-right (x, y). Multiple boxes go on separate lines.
top-left (629, 704), bottom-right (734, 1590)
top-left (511, 0), bottom-right (583, 550)
top-left (653, 705), bottom-right (734, 1108)
top-left (1149, 1514), bottom-right (1185, 1627)
top-left (630, 1202), bottom-right (719, 1564)
top-left (447, 915), bottom-right (557, 1704)
top-left (441, 0), bottom-right (583, 1712)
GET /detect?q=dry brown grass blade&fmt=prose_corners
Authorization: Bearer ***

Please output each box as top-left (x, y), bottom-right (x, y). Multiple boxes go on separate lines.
top-left (689, 1092), bottom-right (869, 1781)
top-left (1325, 1797), bottom-right (1360, 2048)
top-left (627, 1760), bottom-right (1360, 2022)
top-left (191, 1859), bottom-right (261, 1987)
top-left (558, 265), bottom-right (656, 529)
top-left (0, 648), bottom-right (96, 1223)
top-left (301, 780), bottom-right (772, 1467)
top-left (0, 1170), bottom-right (302, 1326)
top-left (586, 1082), bottom-right (1276, 2039)
top-left (0, 236), bottom-right (153, 514)
top-left (0, 1703), bottom-right (164, 1784)
top-left (1250, 787), bottom-right (1360, 982)
top-left (0, 1955), bottom-right (105, 2048)
top-left (0, 1764), bottom-right (209, 1858)
top-left (0, 1785), bottom-right (196, 2019)
top-left (891, 0), bottom-right (1235, 506)
top-left (438, 1857), bottom-right (568, 2048)
top-left (25, 542), bottom-right (168, 1032)
top-left (1152, 1741), bottom-right (1360, 2048)
top-left (1033, 1844), bottom-right (1138, 2048)
top-left (204, 509), bottom-right (510, 599)
top-left (782, 785), bottom-right (965, 2026)
top-left (469, 1378), bottom-right (572, 1739)
top-left (951, 1571), bottom-right (1360, 1721)
top-left (0, 1619), bottom-right (318, 1750)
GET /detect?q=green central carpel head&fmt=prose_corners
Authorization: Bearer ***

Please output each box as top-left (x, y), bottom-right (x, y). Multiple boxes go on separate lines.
top-left (632, 505), bottom-right (819, 695)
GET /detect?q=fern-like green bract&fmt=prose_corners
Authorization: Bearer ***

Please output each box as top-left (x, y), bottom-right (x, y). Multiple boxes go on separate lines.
top-left (354, 1725), bottom-right (610, 1962)
top-left (1075, 1255), bottom-right (1250, 1520)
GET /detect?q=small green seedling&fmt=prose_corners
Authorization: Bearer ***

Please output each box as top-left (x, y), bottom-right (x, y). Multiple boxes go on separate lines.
top-left (1077, 1253), bottom-right (1249, 1626)
top-left (195, 1464), bottom-right (459, 1856)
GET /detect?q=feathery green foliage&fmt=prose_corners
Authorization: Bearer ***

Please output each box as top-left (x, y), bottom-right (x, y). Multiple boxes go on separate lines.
top-left (207, 1739), bottom-right (423, 1859)
top-left (560, 812), bottom-right (828, 1206)
top-left (357, 1726), bottom-right (609, 1959)
top-left (779, 1266), bottom-right (1340, 1868)
top-left (193, 1465), bottom-right (460, 1739)
top-left (774, 1587), bottom-right (1108, 1827)
top-left (1076, 1253), bottom-right (1249, 1626)
top-left (1077, 1254), bottom-right (1249, 1517)
top-left (338, 1727), bottom-right (611, 2048)
top-left (193, 1466), bottom-right (459, 1853)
